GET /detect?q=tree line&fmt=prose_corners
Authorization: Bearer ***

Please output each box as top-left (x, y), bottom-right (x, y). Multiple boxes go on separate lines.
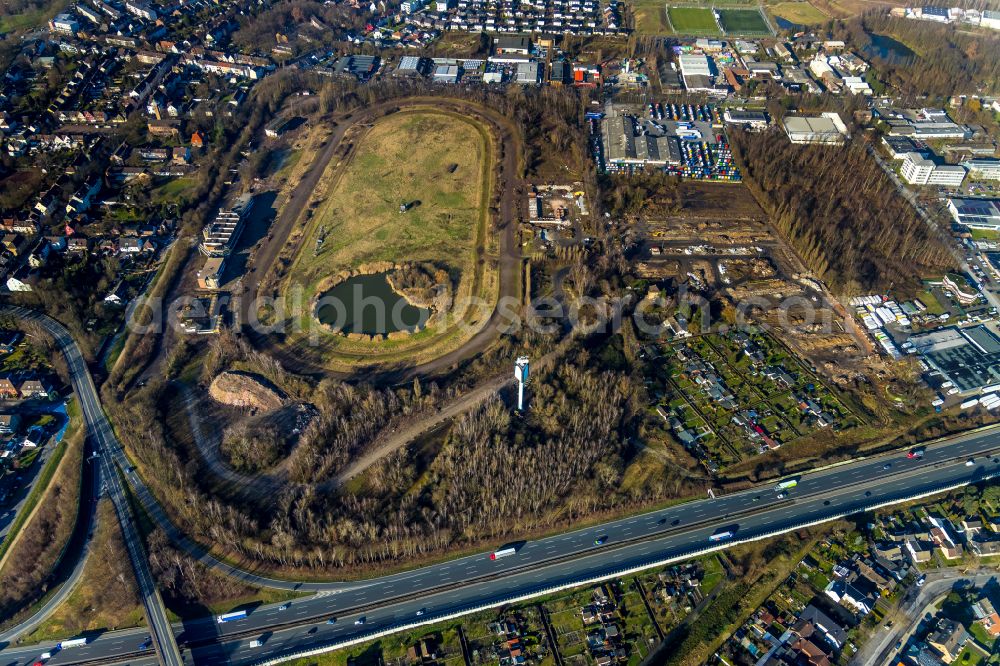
top-left (729, 127), bottom-right (954, 295)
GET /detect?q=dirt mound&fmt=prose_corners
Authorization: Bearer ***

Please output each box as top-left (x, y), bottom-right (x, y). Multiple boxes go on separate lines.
top-left (209, 371), bottom-right (285, 412)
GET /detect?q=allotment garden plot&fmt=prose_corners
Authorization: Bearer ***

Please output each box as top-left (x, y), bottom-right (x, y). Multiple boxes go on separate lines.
top-left (649, 328), bottom-right (859, 470)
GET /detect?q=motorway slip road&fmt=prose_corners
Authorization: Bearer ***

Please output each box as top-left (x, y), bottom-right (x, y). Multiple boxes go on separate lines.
top-left (3, 424), bottom-right (1000, 666)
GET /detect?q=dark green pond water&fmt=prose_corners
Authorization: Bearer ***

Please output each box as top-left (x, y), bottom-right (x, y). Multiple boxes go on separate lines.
top-left (863, 33), bottom-right (915, 64)
top-left (316, 273), bottom-right (430, 335)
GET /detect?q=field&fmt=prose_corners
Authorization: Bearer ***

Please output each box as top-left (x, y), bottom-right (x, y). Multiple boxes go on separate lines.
top-left (667, 6), bottom-right (722, 33)
top-left (292, 111), bottom-right (485, 291)
top-left (275, 108), bottom-right (497, 369)
top-left (633, 0), bottom-right (673, 33)
top-left (717, 7), bottom-right (772, 33)
top-left (767, 0), bottom-right (830, 23)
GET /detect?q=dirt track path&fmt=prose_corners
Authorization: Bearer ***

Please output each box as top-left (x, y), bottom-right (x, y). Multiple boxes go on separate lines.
top-left (186, 373), bottom-right (513, 499)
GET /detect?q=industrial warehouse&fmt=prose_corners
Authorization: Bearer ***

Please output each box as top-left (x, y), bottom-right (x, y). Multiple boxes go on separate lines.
top-left (910, 325), bottom-right (1000, 396)
top-left (597, 103), bottom-right (740, 180)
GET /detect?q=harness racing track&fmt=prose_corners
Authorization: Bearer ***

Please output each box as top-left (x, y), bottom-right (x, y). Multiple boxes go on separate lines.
top-left (239, 97), bottom-right (524, 385)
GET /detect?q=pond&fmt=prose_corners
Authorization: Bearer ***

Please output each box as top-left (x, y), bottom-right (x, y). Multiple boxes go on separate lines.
top-left (774, 16), bottom-right (803, 31)
top-left (316, 273), bottom-right (430, 335)
top-left (862, 33), bottom-right (915, 64)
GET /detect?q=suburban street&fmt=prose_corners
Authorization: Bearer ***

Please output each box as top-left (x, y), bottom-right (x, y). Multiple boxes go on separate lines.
top-left (0, 424), bottom-right (61, 546)
top-left (850, 569), bottom-right (1000, 666)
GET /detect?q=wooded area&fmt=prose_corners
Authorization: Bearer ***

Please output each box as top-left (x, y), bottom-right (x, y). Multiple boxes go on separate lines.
top-left (837, 14), bottom-right (1000, 98)
top-left (730, 128), bottom-right (954, 294)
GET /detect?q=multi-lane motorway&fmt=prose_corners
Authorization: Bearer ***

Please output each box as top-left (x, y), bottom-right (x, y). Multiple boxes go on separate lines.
top-left (2, 402), bottom-right (1000, 664)
top-left (1, 306), bottom-right (184, 666)
top-left (5, 304), bottom-right (1000, 666)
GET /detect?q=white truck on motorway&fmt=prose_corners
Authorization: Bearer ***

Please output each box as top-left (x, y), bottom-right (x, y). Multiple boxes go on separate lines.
top-left (489, 546), bottom-right (518, 560)
top-left (773, 479), bottom-right (798, 492)
top-left (58, 638), bottom-right (88, 648)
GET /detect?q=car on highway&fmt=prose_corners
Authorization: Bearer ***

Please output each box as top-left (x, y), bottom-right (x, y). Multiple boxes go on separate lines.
top-left (416, 609), bottom-right (426, 616)
top-left (355, 617), bottom-right (366, 625)
top-left (279, 603), bottom-right (290, 611)
top-left (883, 463), bottom-right (891, 470)
top-left (966, 458), bottom-right (975, 466)
top-left (917, 575), bottom-right (926, 587)
top-left (776, 493), bottom-right (785, 499)
top-left (138, 637), bottom-right (151, 651)
top-left (594, 536), bottom-right (608, 545)
top-left (907, 447), bottom-right (925, 459)
top-left (326, 617), bottom-right (337, 625)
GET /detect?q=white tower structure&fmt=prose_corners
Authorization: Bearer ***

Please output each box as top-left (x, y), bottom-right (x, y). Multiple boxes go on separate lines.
top-left (514, 356), bottom-right (530, 411)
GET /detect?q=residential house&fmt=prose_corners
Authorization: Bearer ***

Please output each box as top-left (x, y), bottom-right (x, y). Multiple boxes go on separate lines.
top-left (0, 378), bottom-right (19, 400)
top-left (961, 516), bottom-right (984, 537)
top-left (906, 538), bottom-right (932, 563)
top-left (971, 536), bottom-right (1000, 557)
top-left (789, 637), bottom-right (833, 666)
top-left (0, 413), bottom-right (20, 434)
top-left (18, 379), bottom-right (49, 399)
top-left (926, 618), bottom-right (969, 664)
top-left (118, 237), bottom-right (151, 254)
top-left (793, 604), bottom-right (848, 649)
top-left (21, 426), bottom-right (44, 448)
top-left (987, 515), bottom-right (1000, 533)
top-left (67, 237), bottom-right (90, 253)
top-left (2, 233), bottom-right (25, 256)
top-left (824, 578), bottom-right (875, 615)
top-left (973, 598), bottom-right (1000, 638)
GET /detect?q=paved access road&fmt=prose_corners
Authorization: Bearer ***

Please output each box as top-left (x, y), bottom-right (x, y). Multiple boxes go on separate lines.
top-left (851, 569), bottom-right (998, 666)
top-left (4, 411), bottom-right (1000, 665)
top-left (1, 306), bottom-right (184, 666)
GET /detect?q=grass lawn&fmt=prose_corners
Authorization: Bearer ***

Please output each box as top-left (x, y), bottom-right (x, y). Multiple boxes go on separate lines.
top-left (954, 645), bottom-right (984, 666)
top-left (970, 228), bottom-right (1000, 241)
top-left (968, 622), bottom-right (996, 650)
top-left (151, 177), bottom-right (196, 205)
top-left (0, 0), bottom-right (69, 33)
top-left (294, 111), bottom-right (485, 282)
top-left (700, 554), bottom-right (726, 595)
top-left (916, 289), bottom-right (947, 316)
top-left (668, 6), bottom-right (721, 33)
top-left (767, 1), bottom-right (829, 24)
top-left (632, 0), bottom-right (674, 33)
top-left (718, 7), bottom-right (772, 33)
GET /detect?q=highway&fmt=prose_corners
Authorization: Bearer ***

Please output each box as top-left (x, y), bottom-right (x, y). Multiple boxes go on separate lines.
top-left (3, 408), bottom-right (1000, 664)
top-left (6, 305), bottom-right (1000, 666)
top-left (1, 307), bottom-right (184, 666)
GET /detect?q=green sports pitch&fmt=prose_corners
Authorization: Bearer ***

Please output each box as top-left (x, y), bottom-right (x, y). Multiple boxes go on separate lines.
top-left (717, 8), bottom-right (772, 34)
top-left (667, 6), bottom-right (721, 34)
